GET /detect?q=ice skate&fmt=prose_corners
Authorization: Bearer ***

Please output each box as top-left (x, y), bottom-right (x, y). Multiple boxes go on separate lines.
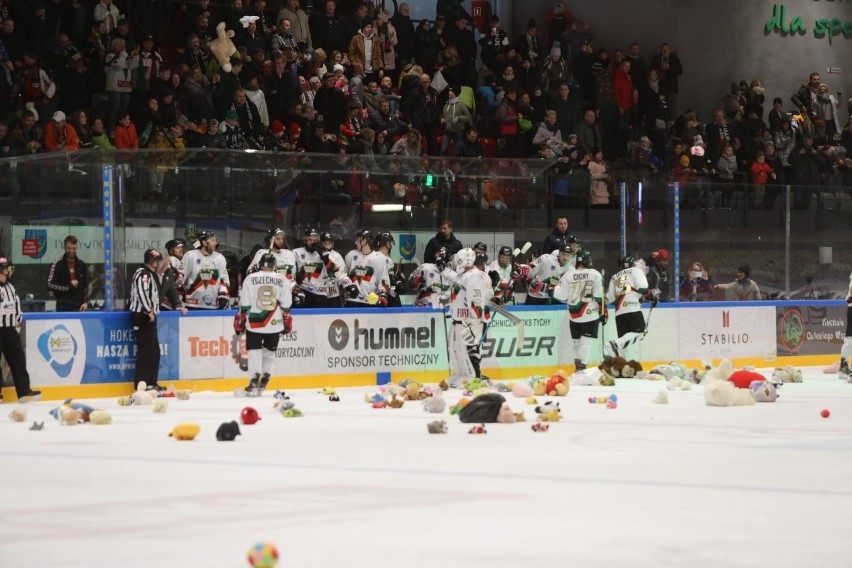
top-left (244, 375), bottom-right (261, 397)
top-left (18, 390), bottom-right (42, 402)
top-left (574, 359), bottom-right (586, 372)
top-left (257, 374), bottom-right (271, 396)
top-left (838, 359), bottom-right (851, 382)
top-left (607, 340), bottom-right (620, 357)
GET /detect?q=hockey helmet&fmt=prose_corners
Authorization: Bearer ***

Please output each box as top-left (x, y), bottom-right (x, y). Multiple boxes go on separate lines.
top-left (197, 230), bottom-right (216, 243)
top-left (619, 254), bottom-right (636, 269)
top-left (372, 231), bottom-right (394, 250)
top-left (473, 242), bottom-right (487, 254)
top-left (498, 245), bottom-right (513, 258)
top-left (304, 227), bottom-right (319, 240)
top-left (0, 256), bottom-right (12, 273)
top-left (165, 238), bottom-right (187, 252)
top-left (258, 252), bottom-right (277, 270)
top-left (359, 230), bottom-right (373, 247)
top-left (320, 231), bottom-right (334, 243)
top-left (455, 248), bottom-right (476, 270)
top-left (144, 249), bottom-right (164, 265)
top-left (474, 252), bottom-right (488, 267)
top-left (576, 249), bottom-right (593, 268)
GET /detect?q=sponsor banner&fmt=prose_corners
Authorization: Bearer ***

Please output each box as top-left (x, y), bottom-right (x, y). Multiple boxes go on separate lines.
top-left (678, 306), bottom-right (776, 360)
top-left (179, 307), bottom-right (562, 380)
top-left (390, 232), bottom-right (514, 262)
top-left (12, 225), bottom-right (176, 265)
top-left (776, 304), bottom-right (847, 356)
top-left (26, 315), bottom-right (179, 386)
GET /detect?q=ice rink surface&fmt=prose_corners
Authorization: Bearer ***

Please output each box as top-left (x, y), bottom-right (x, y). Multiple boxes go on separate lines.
top-left (3, 368), bottom-right (852, 568)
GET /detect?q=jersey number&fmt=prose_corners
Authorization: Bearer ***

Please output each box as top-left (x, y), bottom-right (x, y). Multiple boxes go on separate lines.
top-left (256, 285), bottom-right (278, 311)
top-left (568, 280), bottom-right (595, 305)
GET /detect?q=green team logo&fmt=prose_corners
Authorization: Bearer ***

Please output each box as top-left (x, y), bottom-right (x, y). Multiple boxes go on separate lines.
top-left (778, 308), bottom-right (805, 354)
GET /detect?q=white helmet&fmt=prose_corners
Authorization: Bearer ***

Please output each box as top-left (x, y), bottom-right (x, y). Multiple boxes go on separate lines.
top-left (454, 248), bottom-right (476, 270)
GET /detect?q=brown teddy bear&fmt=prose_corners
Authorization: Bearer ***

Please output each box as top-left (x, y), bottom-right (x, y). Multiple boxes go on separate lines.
top-left (208, 22), bottom-right (238, 73)
top-left (545, 370), bottom-right (570, 396)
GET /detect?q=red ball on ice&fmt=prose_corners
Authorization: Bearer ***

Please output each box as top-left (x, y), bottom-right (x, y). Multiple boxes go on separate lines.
top-left (821, 409), bottom-right (830, 418)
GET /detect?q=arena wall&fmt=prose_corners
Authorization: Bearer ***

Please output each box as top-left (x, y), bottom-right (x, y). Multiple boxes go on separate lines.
top-left (6, 300), bottom-right (843, 401)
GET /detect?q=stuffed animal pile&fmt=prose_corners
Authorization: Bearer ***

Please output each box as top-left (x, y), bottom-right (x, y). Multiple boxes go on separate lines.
top-left (598, 357), bottom-right (642, 384)
top-left (703, 359), bottom-right (756, 407)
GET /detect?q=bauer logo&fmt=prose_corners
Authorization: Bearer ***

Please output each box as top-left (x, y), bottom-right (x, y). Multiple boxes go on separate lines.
top-left (328, 319), bottom-right (350, 350)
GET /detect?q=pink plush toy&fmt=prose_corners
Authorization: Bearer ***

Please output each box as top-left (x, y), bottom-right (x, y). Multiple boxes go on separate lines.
top-left (496, 404), bottom-right (517, 423)
top-left (511, 383), bottom-right (533, 398)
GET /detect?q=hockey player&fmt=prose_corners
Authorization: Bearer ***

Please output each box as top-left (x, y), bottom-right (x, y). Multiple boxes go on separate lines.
top-left (234, 252), bottom-right (293, 396)
top-left (165, 238), bottom-right (187, 286)
top-left (839, 269), bottom-right (852, 381)
top-left (605, 254), bottom-right (658, 357)
top-left (346, 231), bottom-right (391, 307)
top-left (345, 230), bottom-right (368, 272)
top-left (524, 244), bottom-right (575, 305)
top-left (448, 248), bottom-right (494, 386)
top-left (372, 232), bottom-right (405, 307)
top-left (408, 247), bottom-right (458, 307)
top-left (247, 227), bottom-right (297, 280)
top-left (553, 250), bottom-right (606, 371)
top-left (486, 245), bottom-right (515, 305)
top-left (320, 232), bottom-right (358, 307)
top-left (293, 228), bottom-right (329, 308)
top-left (181, 231), bottom-right (231, 310)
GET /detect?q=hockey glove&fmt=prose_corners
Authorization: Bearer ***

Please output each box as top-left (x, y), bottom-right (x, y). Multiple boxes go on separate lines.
top-left (293, 292), bottom-right (305, 307)
top-left (321, 251), bottom-right (332, 269)
top-left (600, 313), bottom-right (608, 326)
top-left (217, 296), bottom-right (230, 310)
top-left (393, 280), bottom-right (406, 295)
top-left (345, 284), bottom-right (359, 299)
top-left (281, 314), bottom-right (293, 335)
top-left (488, 270), bottom-right (500, 287)
top-left (377, 294), bottom-right (389, 307)
top-left (492, 295), bottom-right (504, 306)
top-left (648, 289), bottom-right (660, 307)
top-left (233, 311), bottom-right (247, 334)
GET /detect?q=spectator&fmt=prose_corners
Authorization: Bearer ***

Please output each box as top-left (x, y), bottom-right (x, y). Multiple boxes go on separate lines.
top-left (390, 1), bottom-right (415, 68)
top-left (650, 42), bottom-right (682, 114)
top-left (532, 109), bottom-right (563, 155)
top-left (313, 72), bottom-right (347, 135)
top-left (104, 38), bottom-right (132, 132)
top-left (311, 0), bottom-right (346, 57)
top-left (441, 85), bottom-right (472, 155)
top-left (70, 110), bottom-right (93, 148)
top-left (277, 0), bottom-right (312, 49)
top-left (588, 148), bottom-right (611, 207)
top-left (390, 127), bottom-right (422, 156)
top-left (640, 249), bottom-right (670, 302)
top-left (762, 141), bottom-right (784, 208)
top-left (47, 235), bottom-right (89, 312)
top-left (749, 150), bottom-right (775, 208)
top-left (424, 220), bottom-right (464, 262)
top-left (44, 111), bottom-right (81, 152)
top-left (791, 72), bottom-right (821, 126)
top-left (11, 109), bottom-right (44, 154)
top-left (91, 116), bottom-right (115, 152)
top-left (517, 19), bottom-right (541, 63)
top-left (414, 19), bottom-right (439, 73)
top-left (454, 126), bottom-right (483, 157)
top-left (679, 261), bottom-right (714, 302)
top-left (542, 216), bottom-right (572, 254)
top-left (0, 256), bottom-right (40, 402)
top-left (789, 131), bottom-right (825, 209)
top-left (767, 97), bottom-right (785, 133)
top-left (541, 42), bottom-right (568, 100)
top-left (348, 20), bottom-right (383, 81)
top-left (716, 143), bottom-right (737, 210)
top-left (94, 0), bottom-right (122, 34)
top-left (774, 118), bottom-right (795, 166)
top-left (19, 52), bottom-right (57, 124)
top-left (114, 112), bottom-right (139, 149)
top-left (544, 2), bottom-right (575, 48)
top-left (816, 83), bottom-right (841, 141)
top-left (715, 265), bottom-right (761, 301)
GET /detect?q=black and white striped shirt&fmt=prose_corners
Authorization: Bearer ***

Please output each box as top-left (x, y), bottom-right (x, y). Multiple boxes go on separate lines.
top-left (129, 267), bottom-right (160, 315)
top-left (0, 281), bottom-right (23, 328)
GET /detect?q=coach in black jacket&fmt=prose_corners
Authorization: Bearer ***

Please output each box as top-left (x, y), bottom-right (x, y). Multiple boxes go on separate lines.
top-left (47, 235), bottom-right (89, 312)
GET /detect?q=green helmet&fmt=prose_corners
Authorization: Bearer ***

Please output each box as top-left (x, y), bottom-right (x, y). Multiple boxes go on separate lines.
top-left (618, 254), bottom-right (635, 269)
top-left (576, 250), bottom-right (593, 268)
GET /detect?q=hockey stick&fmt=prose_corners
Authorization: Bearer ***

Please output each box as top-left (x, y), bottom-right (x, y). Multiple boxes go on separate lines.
top-left (600, 269), bottom-right (606, 361)
top-left (488, 300), bottom-right (525, 344)
top-left (439, 273), bottom-right (452, 377)
top-left (644, 303), bottom-right (655, 334)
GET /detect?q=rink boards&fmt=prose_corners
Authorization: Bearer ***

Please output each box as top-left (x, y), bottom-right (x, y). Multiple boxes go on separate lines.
top-left (12, 300), bottom-right (847, 400)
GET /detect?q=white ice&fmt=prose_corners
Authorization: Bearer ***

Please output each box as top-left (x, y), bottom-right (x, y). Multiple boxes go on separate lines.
top-left (3, 368), bottom-right (852, 568)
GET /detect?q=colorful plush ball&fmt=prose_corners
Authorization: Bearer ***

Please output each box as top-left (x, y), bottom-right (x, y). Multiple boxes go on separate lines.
top-left (608, 394), bottom-right (618, 403)
top-left (587, 397), bottom-right (596, 404)
top-left (606, 399), bottom-right (618, 409)
top-left (597, 396), bottom-right (607, 404)
top-left (247, 542), bottom-right (278, 568)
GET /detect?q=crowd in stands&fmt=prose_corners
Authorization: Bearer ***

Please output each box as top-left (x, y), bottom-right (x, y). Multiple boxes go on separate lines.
top-left (0, 0), bottom-right (850, 206)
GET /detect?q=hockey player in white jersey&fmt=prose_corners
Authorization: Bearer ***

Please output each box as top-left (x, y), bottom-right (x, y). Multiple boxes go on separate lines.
top-left (486, 245), bottom-right (515, 305)
top-left (247, 227), bottom-right (297, 280)
top-left (234, 253), bottom-right (293, 396)
top-left (345, 230), bottom-right (368, 272)
top-left (448, 248), bottom-right (494, 386)
top-left (838, 270), bottom-right (852, 381)
top-left (373, 232), bottom-right (405, 307)
top-left (408, 247), bottom-right (457, 307)
top-left (320, 232), bottom-right (359, 308)
top-left (524, 244), bottom-right (575, 305)
top-left (605, 254), bottom-right (658, 357)
top-left (347, 231), bottom-right (391, 307)
top-left (180, 231), bottom-right (231, 310)
top-left (165, 238), bottom-right (187, 288)
top-left (553, 250), bottom-right (606, 371)
top-left (293, 228), bottom-right (329, 308)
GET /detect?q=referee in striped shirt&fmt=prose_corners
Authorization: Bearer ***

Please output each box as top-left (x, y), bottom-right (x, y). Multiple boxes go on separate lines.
top-left (130, 249), bottom-right (165, 392)
top-left (0, 257), bottom-right (40, 402)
